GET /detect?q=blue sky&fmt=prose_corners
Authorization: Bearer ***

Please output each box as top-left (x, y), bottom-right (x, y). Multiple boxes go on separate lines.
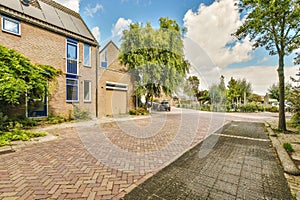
top-left (54, 0), bottom-right (299, 95)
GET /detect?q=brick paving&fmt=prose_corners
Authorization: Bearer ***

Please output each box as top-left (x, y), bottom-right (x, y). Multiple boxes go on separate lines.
top-left (0, 109), bottom-right (288, 199)
top-left (0, 109), bottom-right (224, 199)
top-left (124, 121), bottom-right (292, 199)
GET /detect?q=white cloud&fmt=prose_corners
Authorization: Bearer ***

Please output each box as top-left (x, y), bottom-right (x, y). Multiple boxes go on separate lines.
top-left (84, 3), bottom-right (104, 18)
top-left (257, 56), bottom-right (269, 64)
top-left (183, 0), bottom-right (253, 68)
top-left (53, 0), bottom-right (80, 13)
top-left (111, 18), bottom-right (132, 37)
top-left (91, 26), bottom-right (101, 42)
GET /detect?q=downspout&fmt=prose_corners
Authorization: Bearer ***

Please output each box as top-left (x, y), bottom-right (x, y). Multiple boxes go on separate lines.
top-left (95, 45), bottom-right (99, 118)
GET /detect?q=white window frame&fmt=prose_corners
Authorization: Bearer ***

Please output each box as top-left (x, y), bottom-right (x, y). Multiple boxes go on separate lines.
top-left (66, 77), bottom-right (79, 102)
top-left (84, 43), bottom-right (91, 67)
top-left (2, 16), bottom-right (21, 35)
top-left (83, 80), bottom-right (92, 102)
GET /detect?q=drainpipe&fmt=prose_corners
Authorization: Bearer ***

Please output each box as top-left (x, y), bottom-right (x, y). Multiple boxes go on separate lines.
top-left (95, 45), bottom-right (99, 118)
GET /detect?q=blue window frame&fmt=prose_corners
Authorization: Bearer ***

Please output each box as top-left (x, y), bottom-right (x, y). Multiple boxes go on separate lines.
top-left (84, 43), bottom-right (91, 67)
top-left (66, 38), bottom-right (78, 75)
top-left (2, 16), bottom-right (20, 35)
top-left (66, 75), bottom-right (78, 102)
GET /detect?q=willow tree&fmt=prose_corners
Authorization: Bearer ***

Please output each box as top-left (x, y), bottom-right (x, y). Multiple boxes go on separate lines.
top-left (119, 17), bottom-right (189, 103)
top-left (234, 0), bottom-right (300, 131)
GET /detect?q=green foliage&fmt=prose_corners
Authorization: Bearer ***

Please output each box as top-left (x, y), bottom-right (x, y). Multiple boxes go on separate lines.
top-left (235, 0), bottom-right (300, 131)
top-left (73, 106), bottom-right (91, 120)
top-left (47, 115), bottom-right (66, 124)
top-left (290, 68), bottom-right (300, 127)
top-left (268, 83), bottom-right (292, 101)
top-left (0, 130), bottom-right (46, 146)
top-left (239, 102), bottom-right (264, 112)
top-left (183, 76), bottom-right (200, 99)
top-left (129, 108), bottom-right (149, 115)
top-left (227, 77), bottom-right (252, 105)
top-left (210, 76), bottom-right (227, 106)
top-left (0, 112), bottom-right (9, 132)
top-left (119, 17), bottom-right (189, 102)
top-left (265, 105), bottom-right (279, 113)
top-left (0, 45), bottom-right (59, 105)
top-left (283, 142), bottom-right (294, 152)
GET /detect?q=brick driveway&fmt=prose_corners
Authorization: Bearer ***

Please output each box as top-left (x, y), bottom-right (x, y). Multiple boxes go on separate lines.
top-left (0, 109), bottom-right (280, 199)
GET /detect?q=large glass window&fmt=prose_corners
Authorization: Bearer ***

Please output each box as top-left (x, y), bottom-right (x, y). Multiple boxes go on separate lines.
top-left (66, 78), bottom-right (78, 101)
top-left (66, 38), bottom-right (78, 74)
top-left (2, 16), bottom-right (20, 35)
top-left (84, 80), bottom-right (92, 102)
top-left (84, 44), bottom-right (91, 67)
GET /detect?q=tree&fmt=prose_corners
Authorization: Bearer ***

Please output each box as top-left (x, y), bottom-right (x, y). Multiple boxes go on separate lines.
top-left (209, 76), bottom-right (227, 111)
top-left (227, 77), bottom-right (252, 105)
top-left (234, 0), bottom-right (300, 130)
top-left (290, 68), bottom-right (300, 126)
top-left (184, 76), bottom-right (200, 99)
top-left (268, 82), bottom-right (292, 101)
top-left (0, 45), bottom-right (59, 105)
top-left (119, 17), bottom-right (189, 104)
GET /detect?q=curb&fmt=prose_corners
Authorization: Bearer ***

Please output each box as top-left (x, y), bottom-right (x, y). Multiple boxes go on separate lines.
top-left (267, 127), bottom-right (300, 176)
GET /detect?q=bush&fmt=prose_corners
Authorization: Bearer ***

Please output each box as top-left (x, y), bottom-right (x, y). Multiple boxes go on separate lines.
top-left (47, 115), bottom-right (66, 124)
top-left (129, 107), bottom-right (149, 115)
top-left (0, 112), bottom-right (9, 132)
top-left (283, 142), bottom-right (294, 152)
top-left (0, 130), bottom-right (46, 146)
top-left (265, 105), bottom-right (279, 112)
top-left (73, 106), bottom-right (91, 120)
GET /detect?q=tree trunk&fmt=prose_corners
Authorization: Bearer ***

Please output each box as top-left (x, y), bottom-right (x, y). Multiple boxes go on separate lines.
top-left (277, 54), bottom-right (286, 131)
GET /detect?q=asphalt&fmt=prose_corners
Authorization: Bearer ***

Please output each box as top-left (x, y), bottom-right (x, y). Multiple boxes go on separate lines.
top-left (123, 121), bottom-right (293, 200)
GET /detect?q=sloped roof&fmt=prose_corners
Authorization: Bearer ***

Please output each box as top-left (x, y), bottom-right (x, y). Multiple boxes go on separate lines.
top-left (100, 40), bottom-right (120, 53)
top-left (0, 0), bottom-right (98, 45)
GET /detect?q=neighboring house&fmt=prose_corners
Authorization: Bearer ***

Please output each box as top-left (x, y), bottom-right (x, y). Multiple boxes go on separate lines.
top-left (98, 41), bottom-right (135, 117)
top-left (0, 0), bottom-right (98, 118)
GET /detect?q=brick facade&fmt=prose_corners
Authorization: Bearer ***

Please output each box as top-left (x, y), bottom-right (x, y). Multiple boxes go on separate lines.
top-left (0, 0), bottom-right (98, 118)
top-left (98, 41), bottom-right (135, 117)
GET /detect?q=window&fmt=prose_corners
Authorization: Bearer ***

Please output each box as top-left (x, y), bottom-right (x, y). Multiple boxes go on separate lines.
top-left (84, 44), bottom-right (91, 67)
top-left (84, 80), bottom-right (92, 102)
top-left (66, 38), bottom-right (78, 75)
top-left (66, 77), bottom-right (78, 102)
top-left (100, 49), bottom-right (108, 68)
top-left (2, 16), bottom-right (20, 35)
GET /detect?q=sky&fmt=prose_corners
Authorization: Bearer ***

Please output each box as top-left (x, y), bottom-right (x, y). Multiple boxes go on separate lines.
top-left (54, 0), bottom-right (299, 95)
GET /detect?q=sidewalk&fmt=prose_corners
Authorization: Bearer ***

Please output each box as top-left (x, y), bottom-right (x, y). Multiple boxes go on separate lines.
top-left (124, 121), bottom-right (292, 199)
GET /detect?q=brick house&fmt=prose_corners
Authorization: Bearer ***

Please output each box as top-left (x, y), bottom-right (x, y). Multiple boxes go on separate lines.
top-left (0, 0), bottom-right (98, 118)
top-left (98, 41), bottom-right (135, 117)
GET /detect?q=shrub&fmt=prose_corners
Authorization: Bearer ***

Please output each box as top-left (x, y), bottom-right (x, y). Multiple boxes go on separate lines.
top-left (129, 109), bottom-right (137, 115)
top-left (73, 106), bottom-right (91, 120)
top-left (283, 142), bottom-right (294, 152)
top-left (265, 105), bottom-right (279, 112)
top-left (129, 107), bottom-right (149, 115)
top-left (0, 112), bottom-right (9, 132)
top-left (0, 130), bottom-right (46, 146)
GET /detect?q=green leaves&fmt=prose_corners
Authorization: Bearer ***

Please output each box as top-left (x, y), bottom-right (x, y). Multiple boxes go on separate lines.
top-left (0, 45), bottom-right (59, 105)
top-left (119, 17), bottom-right (189, 101)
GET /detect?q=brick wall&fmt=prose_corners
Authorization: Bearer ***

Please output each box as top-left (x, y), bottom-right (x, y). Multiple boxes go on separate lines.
top-left (0, 15), bottom-right (97, 118)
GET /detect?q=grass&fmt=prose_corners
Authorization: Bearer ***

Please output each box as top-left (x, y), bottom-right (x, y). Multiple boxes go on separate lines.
top-left (283, 142), bottom-right (294, 153)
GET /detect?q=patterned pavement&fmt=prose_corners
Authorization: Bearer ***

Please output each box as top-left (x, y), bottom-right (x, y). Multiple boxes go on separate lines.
top-left (124, 122), bottom-right (292, 199)
top-left (0, 109), bottom-right (283, 199)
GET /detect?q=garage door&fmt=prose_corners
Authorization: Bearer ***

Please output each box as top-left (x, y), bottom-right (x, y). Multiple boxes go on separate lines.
top-left (105, 81), bottom-right (128, 116)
